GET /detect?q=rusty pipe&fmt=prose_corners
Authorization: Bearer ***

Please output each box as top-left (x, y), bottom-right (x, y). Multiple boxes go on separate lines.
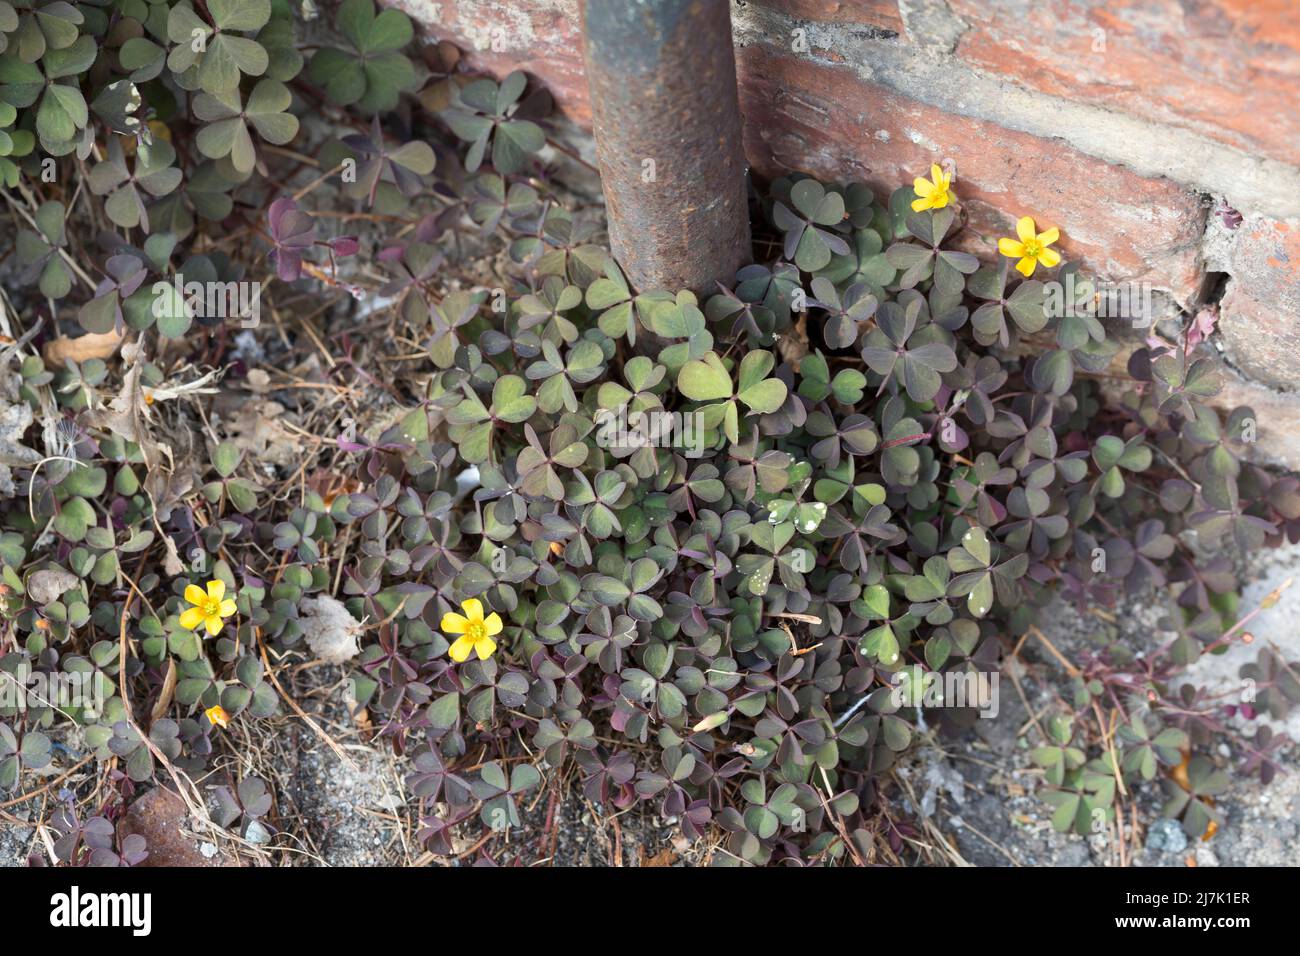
top-left (580, 0), bottom-right (751, 296)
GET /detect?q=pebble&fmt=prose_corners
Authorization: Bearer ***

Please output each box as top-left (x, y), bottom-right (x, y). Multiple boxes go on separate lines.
top-left (118, 788), bottom-right (240, 867)
top-left (1146, 818), bottom-right (1188, 854)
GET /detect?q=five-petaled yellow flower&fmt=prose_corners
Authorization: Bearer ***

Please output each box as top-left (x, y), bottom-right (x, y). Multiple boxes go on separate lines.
top-left (911, 164), bottom-right (954, 212)
top-left (180, 579), bottom-right (238, 636)
top-left (205, 705), bottom-right (230, 729)
top-left (441, 598), bottom-right (502, 663)
top-left (998, 216), bottom-right (1061, 277)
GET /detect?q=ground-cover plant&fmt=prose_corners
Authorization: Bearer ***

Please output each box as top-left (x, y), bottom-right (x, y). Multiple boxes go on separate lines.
top-left (0, 2), bottom-right (1296, 867)
top-left (343, 157), bottom-right (1299, 860)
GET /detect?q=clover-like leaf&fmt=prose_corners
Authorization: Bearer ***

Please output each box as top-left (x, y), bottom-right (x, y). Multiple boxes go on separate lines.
top-left (88, 137), bottom-right (181, 231)
top-left (167, 0), bottom-right (271, 94)
top-left (194, 77), bottom-right (298, 173)
top-left (308, 0), bottom-right (415, 113)
top-left (442, 70), bottom-right (547, 175)
top-left (861, 296), bottom-right (957, 402)
top-left (265, 196), bottom-right (316, 281)
top-left (341, 115), bottom-right (435, 206)
top-left (771, 179), bottom-right (849, 272)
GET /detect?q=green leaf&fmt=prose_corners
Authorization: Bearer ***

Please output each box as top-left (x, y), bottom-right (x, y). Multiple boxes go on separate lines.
top-left (213, 442), bottom-right (240, 478)
top-left (209, 0), bottom-right (271, 32)
top-left (737, 378), bottom-right (787, 415)
top-left (860, 624), bottom-right (900, 666)
top-left (862, 584), bottom-right (890, 619)
top-left (966, 574), bottom-right (994, 618)
top-left (364, 8), bottom-right (413, 53)
top-left (678, 352), bottom-right (732, 402)
top-left (428, 691), bottom-right (459, 730)
top-left (960, 527), bottom-right (990, 566)
top-left (492, 374), bottom-right (536, 423)
top-left (77, 294), bottom-right (119, 335)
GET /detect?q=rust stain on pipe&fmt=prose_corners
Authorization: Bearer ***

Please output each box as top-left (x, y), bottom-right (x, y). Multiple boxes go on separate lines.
top-left (581, 0), bottom-right (751, 296)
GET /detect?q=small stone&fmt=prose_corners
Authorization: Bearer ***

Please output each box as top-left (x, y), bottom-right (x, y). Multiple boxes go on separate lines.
top-left (117, 788), bottom-right (240, 867)
top-left (1058, 843), bottom-right (1091, 867)
top-left (1146, 818), bottom-right (1189, 854)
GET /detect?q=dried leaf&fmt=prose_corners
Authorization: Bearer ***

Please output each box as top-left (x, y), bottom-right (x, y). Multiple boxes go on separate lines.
top-left (27, 568), bottom-right (79, 604)
top-left (301, 594), bottom-right (364, 664)
top-left (161, 534), bottom-right (186, 577)
top-left (777, 310), bottom-right (809, 371)
top-left (42, 329), bottom-right (124, 368)
top-left (85, 339), bottom-right (150, 453)
top-left (221, 399), bottom-right (303, 467)
top-left (151, 659), bottom-right (177, 723)
top-left (0, 395), bottom-right (41, 496)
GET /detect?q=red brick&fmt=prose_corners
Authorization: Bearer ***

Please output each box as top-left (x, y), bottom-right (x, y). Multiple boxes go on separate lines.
top-left (397, 0), bottom-right (1300, 168)
top-left (390, 0), bottom-right (590, 122)
top-left (948, 0), bottom-right (1300, 166)
top-left (747, 0), bottom-right (902, 33)
top-left (1218, 217), bottom-right (1300, 389)
top-left (399, 4), bottom-right (1207, 299)
top-left (735, 44), bottom-right (1207, 299)
top-left (397, 0), bottom-right (904, 124)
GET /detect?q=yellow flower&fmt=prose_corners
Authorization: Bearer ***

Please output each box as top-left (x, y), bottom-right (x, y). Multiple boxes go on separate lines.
top-left (998, 216), bottom-right (1061, 277)
top-left (911, 164), bottom-right (954, 212)
top-left (205, 705), bottom-right (230, 729)
top-left (180, 579), bottom-right (238, 636)
top-left (441, 598), bottom-right (503, 663)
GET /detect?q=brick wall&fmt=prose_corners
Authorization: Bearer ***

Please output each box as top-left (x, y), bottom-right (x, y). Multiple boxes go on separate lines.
top-left (390, 0), bottom-right (1300, 469)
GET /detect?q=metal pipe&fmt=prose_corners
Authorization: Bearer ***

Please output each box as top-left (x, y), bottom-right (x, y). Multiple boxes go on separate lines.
top-left (580, 0), bottom-right (751, 296)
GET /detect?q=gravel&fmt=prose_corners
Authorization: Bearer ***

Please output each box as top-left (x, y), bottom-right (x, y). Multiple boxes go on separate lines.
top-left (936, 542), bottom-right (1300, 868)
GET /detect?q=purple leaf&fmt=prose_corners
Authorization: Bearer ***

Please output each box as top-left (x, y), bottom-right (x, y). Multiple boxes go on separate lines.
top-left (266, 196), bottom-right (316, 282)
top-left (330, 235), bottom-right (359, 257)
